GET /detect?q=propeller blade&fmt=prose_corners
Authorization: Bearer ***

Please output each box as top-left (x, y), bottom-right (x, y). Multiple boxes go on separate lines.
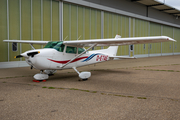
top-left (14, 51), bottom-right (40, 58)
top-left (27, 51), bottom-right (40, 57)
top-left (14, 55), bottom-right (23, 58)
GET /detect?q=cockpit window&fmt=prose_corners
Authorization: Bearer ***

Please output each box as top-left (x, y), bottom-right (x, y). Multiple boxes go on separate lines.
top-left (44, 41), bottom-right (59, 48)
top-left (44, 41), bottom-right (64, 52)
top-left (66, 46), bottom-right (77, 54)
top-left (53, 43), bottom-right (65, 52)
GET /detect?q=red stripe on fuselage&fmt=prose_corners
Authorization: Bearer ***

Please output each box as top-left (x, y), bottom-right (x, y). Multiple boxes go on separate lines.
top-left (48, 56), bottom-right (88, 64)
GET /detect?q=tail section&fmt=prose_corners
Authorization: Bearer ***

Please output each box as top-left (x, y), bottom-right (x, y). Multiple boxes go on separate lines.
top-left (92, 35), bottom-right (136, 59)
top-left (106, 46), bottom-right (118, 56)
top-left (92, 35), bottom-right (120, 56)
top-left (115, 34), bottom-right (121, 39)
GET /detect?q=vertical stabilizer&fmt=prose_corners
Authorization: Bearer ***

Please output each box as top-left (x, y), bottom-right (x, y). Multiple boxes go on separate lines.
top-left (115, 34), bottom-right (121, 39)
top-left (107, 46), bottom-right (118, 56)
top-left (106, 35), bottom-right (121, 56)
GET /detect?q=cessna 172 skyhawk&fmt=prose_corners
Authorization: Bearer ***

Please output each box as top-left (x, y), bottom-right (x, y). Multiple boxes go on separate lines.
top-left (4, 35), bottom-right (175, 81)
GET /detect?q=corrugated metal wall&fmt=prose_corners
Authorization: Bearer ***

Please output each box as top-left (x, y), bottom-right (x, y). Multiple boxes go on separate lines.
top-left (0, 0), bottom-right (180, 63)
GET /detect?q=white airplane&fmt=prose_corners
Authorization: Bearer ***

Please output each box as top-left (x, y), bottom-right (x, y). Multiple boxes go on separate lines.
top-left (4, 35), bottom-right (175, 81)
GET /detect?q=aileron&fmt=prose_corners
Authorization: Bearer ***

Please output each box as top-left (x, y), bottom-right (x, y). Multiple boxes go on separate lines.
top-left (3, 40), bottom-right (49, 45)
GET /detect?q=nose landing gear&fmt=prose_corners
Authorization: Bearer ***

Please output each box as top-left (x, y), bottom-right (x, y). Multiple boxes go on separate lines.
top-left (33, 80), bottom-right (47, 83)
top-left (33, 70), bottom-right (57, 82)
top-left (33, 70), bottom-right (49, 82)
top-left (33, 73), bottom-right (49, 80)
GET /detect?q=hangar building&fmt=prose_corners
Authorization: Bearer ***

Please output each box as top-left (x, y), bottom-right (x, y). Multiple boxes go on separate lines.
top-left (0, 0), bottom-right (180, 68)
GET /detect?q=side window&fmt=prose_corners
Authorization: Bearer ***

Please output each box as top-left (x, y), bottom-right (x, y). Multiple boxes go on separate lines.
top-left (12, 42), bottom-right (18, 51)
top-left (78, 47), bottom-right (85, 54)
top-left (66, 46), bottom-right (77, 54)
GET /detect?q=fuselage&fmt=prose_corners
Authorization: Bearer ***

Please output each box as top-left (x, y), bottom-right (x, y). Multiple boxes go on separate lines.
top-left (22, 43), bottom-right (111, 70)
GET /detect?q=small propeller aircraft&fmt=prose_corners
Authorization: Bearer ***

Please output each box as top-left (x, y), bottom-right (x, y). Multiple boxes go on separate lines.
top-left (4, 35), bottom-right (175, 81)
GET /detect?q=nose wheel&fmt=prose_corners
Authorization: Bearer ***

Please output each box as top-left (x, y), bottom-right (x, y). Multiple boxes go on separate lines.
top-left (33, 80), bottom-right (47, 83)
top-left (33, 70), bottom-right (49, 82)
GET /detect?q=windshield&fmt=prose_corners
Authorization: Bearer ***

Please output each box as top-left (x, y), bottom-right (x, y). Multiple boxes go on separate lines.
top-left (44, 41), bottom-right (64, 52)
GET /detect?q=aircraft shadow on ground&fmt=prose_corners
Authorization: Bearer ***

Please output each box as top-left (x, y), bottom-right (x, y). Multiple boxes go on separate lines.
top-left (91, 69), bottom-right (132, 75)
top-left (48, 69), bottom-right (132, 81)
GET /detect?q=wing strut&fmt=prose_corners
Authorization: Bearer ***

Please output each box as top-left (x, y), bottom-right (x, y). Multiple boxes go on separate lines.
top-left (61, 43), bottom-right (97, 68)
top-left (29, 44), bottom-right (35, 50)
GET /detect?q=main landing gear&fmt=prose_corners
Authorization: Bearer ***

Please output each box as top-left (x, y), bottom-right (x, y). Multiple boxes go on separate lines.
top-left (32, 68), bottom-right (90, 82)
top-left (73, 67), bottom-right (91, 81)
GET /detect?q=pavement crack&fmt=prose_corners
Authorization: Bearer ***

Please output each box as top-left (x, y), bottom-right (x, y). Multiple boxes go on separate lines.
top-left (51, 110), bottom-right (58, 112)
top-left (4, 81), bottom-right (180, 101)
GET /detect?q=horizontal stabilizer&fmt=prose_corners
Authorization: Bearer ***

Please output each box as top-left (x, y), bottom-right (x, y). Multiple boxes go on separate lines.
top-left (109, 56), bottom-right (136, 59)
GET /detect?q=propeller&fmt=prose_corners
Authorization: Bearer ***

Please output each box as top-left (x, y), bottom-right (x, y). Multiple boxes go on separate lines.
top-left (27, 51), bottom-right (40, 57)
top-left (14, 55), bottom-right (23, 58)
top-left (14, 51), bottom-right (40, 58)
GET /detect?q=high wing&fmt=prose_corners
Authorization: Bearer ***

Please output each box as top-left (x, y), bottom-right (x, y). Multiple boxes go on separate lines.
top-left (3, 40), bottom-right (49, 45)
top-left (63, 36), bottom-right (176, 47)
top-left (4, 36), bottom-right (175, 48)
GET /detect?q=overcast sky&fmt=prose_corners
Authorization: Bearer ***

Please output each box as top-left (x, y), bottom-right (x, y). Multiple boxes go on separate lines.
top-left (156, 0), bottom-right (180, 10)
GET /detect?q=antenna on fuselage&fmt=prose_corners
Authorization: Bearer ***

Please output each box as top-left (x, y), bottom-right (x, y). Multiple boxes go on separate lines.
top-left (77, 35), bottom-right (82, 40)
top-left (64, 36), bottom-right (68, 41)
